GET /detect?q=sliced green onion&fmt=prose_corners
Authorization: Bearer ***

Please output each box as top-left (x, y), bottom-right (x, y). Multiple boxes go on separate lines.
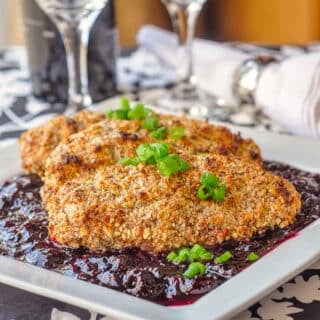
top-left (151, 127), bottom-right (167, 140)
top-left (157, 154), bottom-right (189, 177)
top-left (212, 184), bottom-right (226, 202)
top-left (151, 143), bottom-right (170, 160)
top-left (199, 251), bottom-right (214, 261)
top-left (167, 251), bottom-right (178, 262)
top-left (179, 159), bottom-right (190, 171)
top-left (173, 248), bottom-right (190, 264)
top-left (115, 109), bottom-right (130, 120)
top-left (183, 262), bottom-right (206, 278)
top-left (106, 110), bottom-right (114, 118)
top-left (189, 244), bottom-right (207, 262)
top-left (197, 184), bottom-right (213, 200)
top-left (142, 117), bottom-right (159, 131)
top-left (119, 97), bottom-right (130, 110)
top-left (128, 103), bottom-right (148, 120)
top-left (190, 244), bottom-right (206, 255)
top-left (169, 127), bottom-right (185, 140)
top-left (214, 250), bottom-right (233, 264)
top-left (120, 157), bottom-right (140, 166)
top-left (136, 143), bottom-right (155, 164)
top-left (157, 154), bottom-right (180, 177)
top-left (247, 252), bottom-right (259, 261)
top-left (200, 172), bottom-right (220, 188)
top-left (106, 109), bottom-right (129, 120)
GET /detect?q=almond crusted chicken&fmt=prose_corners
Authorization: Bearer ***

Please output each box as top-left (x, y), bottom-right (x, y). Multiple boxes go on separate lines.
top-left (42, 123), bottom-right (301, 253)
top-left (19, 110), bottom-right (105, 176)
top-left (19, 110), bottom-right (262, 177)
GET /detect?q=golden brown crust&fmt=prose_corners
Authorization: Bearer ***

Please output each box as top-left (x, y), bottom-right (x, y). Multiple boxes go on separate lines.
top-left (42, 124), bottom-right (300, 253)
top-left (158, 114), bottom-right (262, 164)
top-left (19, 110), bottom-right (105, 176)
top-left (20, 110), bottom-right (262, 178)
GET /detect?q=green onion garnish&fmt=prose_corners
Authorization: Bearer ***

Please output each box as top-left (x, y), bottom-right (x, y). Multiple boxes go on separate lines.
top-left (136, 143), bottom-right (156, 164)
top-left (197, 172), bottom-right (226, 202)
top-left (151, 127), bottom-right (167, 140)
top-left (214, 250), bottom-right (233, 264)
top-left (157, 154), bottom-right (189, 178)
top-left (142, 117), bottom-right (159, 131)
top-left (167, 251), bottom-right (178, 262)
top-left (212, 184), bottom-right (226, 202)
top-left (169, 127), bottom-right (185, 140)
top-left (120, 143), bottom-right (189, 177)
top-left (200, 172), bottom-right (220, 188)
top-left (247, 252), bottom-right (259, 261)
top-left (189, 244), bottom-right (212, 262)
top-left (107, 99), bottom-right (154, 122)
top-left (151, 143), bottom-right (170, 160)
top-left (183, 262), bottom-right (206, 278)
top-left (128, 103), bottom-right (149, 120)
top-left (199, 251), bottom-right (214, 261)
top-left (173, 248), bottom-right (190, 264)
top-left (106, 109), bottom-right (129, 120)
top-left (120, 157), bottom-right (140, 166)
top-left (167, 244), bottom-right (213, 265)
top-left (197, 184), bottom-right (212, 200)
top-left (119, 97), bottom-right (130, 110)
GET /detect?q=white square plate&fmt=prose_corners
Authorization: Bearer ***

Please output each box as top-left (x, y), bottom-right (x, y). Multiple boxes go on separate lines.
top-left (0, 107), bottom-right (319, 320)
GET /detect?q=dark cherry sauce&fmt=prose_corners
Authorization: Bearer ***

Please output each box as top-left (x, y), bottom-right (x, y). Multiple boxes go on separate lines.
top-left (0, 161), bottom-right (319, 306)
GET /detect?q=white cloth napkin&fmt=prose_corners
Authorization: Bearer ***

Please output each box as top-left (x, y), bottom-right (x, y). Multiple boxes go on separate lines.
top-left (137, 25), bottom-right (320, 139)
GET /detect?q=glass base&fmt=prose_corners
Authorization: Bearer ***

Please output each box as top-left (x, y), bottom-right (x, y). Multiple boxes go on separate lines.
top-left (156, 87), bottom-right (234, 121)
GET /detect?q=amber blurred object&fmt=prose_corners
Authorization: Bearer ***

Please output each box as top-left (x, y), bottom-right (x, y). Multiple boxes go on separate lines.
top-left (115, 0), bottom-right (320, 46)
top-left (213, 0), bottom-right (320, 44)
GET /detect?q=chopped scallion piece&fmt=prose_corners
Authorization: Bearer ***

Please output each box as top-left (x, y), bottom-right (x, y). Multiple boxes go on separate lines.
top-left (157, 154), bottom-right (181, 178)
top-left (106, 109), bottom-right (129, 120)
top-left (197, 172), bottom-right (227, 202)
top-left (200, 172), bottom-right (220, 188)
top-left (120, 157), bottom-right (140, 166)
top-left (151, 143), bottom-right (170, 160)
top-left (179, 159), bottom-right (190, 171)
top-left (142, 117), bottom-right (159, 131)
top-left (128, 103), bottom-right (148, 120)
top-left (212, 184), bottom-right (226, 202)
top-left (136, 143), bottom-right (155, 163)
top-left (183, 262), bottom-right (206, 278)
top-left (189, 244), bottom-right (207, 262)
top-left (157, 154), bottom-right (189, 178)
top-left (214, 250), bottom-right (233, 264)
top-left (247, 252), bottom-right (259, 261)
top-left (199, 251), bottom-right (214, 261)
top-left (173, 248), bottom-right (190, 264)
top-left (151, 127), bottom-right (167, 140)
top-left (197, 184), bottom-right (213, 200)
top-left (169, 127), bottom-right (185, 140)
top-left (167, 251), bottom-right (178, 262)
top-left (119, 97), bottom-right (130, 110)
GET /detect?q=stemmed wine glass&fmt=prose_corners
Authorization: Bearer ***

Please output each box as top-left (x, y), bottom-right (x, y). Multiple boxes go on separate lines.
top-left (35, 0), bottom-right (108, 114)
top-left (160, 0), bottom-right (209, 113)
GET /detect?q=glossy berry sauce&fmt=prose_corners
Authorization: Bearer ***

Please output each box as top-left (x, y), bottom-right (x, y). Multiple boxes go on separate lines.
top-left (0, 161), bottom-right (319, 306)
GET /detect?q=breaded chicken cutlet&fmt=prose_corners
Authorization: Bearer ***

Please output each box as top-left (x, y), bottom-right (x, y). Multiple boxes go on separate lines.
top-left (42, 124), bottom-right (301, 253)
top-left (19, 110), bottom-right (262, 177)
top-left (19, 110), bottom-right (105, 176)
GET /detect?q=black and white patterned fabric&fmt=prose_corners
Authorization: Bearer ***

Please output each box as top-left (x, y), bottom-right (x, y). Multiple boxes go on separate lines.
top-left (0, 47), bottom-right (319, 320)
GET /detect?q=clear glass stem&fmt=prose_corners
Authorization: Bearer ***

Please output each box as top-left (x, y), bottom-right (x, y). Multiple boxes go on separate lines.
top-left (165, 2), bottom-right (202, 96)
top-left (54, 13), bottom-right (99, 111)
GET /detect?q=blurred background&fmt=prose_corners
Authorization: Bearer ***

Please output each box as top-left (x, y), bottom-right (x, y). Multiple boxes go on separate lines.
top-left (1, 0), bottom-right (320, 49)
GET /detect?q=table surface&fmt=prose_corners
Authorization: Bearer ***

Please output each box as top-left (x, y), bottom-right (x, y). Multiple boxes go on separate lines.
top-left (0, 47), bottom-right (319, 320)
